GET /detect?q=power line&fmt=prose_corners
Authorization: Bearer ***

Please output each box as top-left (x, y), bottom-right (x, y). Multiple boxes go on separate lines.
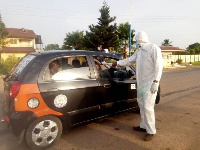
top-left (1, 2), bottom-right (200, 22)
top-left (0, 2), bottom-right (91, 14)
top-left (2, 10), bottom-right (200, 22)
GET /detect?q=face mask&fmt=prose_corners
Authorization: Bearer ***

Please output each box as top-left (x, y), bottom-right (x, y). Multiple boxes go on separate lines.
top-left (136, 42), bottom-right (140, 49)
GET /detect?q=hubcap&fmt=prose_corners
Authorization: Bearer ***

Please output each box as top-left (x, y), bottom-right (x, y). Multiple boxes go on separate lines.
top-left (32, 120), bottom-right (58, 146)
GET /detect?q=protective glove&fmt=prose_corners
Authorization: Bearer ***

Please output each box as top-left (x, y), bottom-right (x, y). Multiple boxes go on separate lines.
top-left (150, 82), bottom-right (159, 94)
top-left (102, 61), bottom-right (113, 67)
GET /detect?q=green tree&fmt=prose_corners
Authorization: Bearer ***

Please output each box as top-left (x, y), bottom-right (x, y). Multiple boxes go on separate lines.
top-left (83, 1), bottom-right (119, 50)
top-left (189, 49), bottom-right (195, 55)
top-left (0, 19), bottom-right (8, 46)
top-left (118, 22), bottom-right (135, 57)
top-left (187, 42), bottom-right (200, 54)
top-left (0, 55), bottom-right (20, 75)
top-left (0, 15), bottom-right (9, 62)
top-left (62, 31), bottom-right (85, 50)
top-left (44, 44), bottom-right (60, 51)
top-left (161, 39), bottom-right (173, 46)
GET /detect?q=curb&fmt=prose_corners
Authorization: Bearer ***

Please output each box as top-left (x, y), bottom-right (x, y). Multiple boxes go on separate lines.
top-left (163, 65), bottom-right (200, 71)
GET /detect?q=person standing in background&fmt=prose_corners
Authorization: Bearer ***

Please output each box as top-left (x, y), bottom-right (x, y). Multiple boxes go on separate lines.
top-left (98, 44), bottom-right (106, 53)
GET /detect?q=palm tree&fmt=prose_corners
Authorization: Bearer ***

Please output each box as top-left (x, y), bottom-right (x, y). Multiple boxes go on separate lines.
top-left (161, 39), bottom-right (172, 46)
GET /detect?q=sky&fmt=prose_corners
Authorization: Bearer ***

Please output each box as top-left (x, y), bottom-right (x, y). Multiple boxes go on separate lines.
top-left (0, 0), bottom-right (200, 49)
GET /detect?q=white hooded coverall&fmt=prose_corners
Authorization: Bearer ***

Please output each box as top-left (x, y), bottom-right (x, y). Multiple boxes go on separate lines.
top-left (117, 31), bottom-right (163, 134)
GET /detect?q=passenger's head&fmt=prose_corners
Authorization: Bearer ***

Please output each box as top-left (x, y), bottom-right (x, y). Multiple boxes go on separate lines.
top-left (49, 60), bottom-right (60, 75)
top-left (72, 59), bottom-right (81, 68)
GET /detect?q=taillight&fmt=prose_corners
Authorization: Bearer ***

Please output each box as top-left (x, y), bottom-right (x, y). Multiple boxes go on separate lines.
top-left (4, 115), bottom-right (10, 123)
top-left (10, 81), bottom-right (21, 99)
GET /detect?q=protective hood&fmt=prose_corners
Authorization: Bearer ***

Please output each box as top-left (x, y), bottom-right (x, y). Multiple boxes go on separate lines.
top-left (135, 31), bottom-right (150, 44)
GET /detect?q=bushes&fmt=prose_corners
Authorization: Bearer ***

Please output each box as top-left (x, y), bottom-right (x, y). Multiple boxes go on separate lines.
top-left (176, 58), bottom-right (183, 64)
top-left (0, 55), bottom-right (20, 75)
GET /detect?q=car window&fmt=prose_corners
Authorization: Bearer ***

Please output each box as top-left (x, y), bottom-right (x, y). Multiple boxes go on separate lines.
top-left (93, 56), bottom-right (135, 80)
top-left (52, 67), bottom-right (91, 81)
top-left (13, 55), bottom-right (36, 76)
top-left (44, 56), bottom-right (91, 82)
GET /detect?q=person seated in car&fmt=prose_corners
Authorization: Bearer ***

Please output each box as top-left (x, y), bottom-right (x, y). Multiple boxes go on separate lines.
top-left (49, 60), bottom-right (60, 75)
top-left (72, 59), bottom-right (81, 68)
top-left (95, 62), bottom-right (102, 71)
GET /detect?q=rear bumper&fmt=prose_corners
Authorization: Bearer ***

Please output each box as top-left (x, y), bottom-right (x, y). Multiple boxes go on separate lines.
top-left (3, 109), bottom-right (37, 137)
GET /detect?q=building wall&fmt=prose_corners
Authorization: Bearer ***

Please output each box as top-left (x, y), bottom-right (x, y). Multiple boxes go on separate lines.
top-left (162, 52), bottom-right (172, 67)
top-left (1, 53), bottom-right (27, 60)
top-left (5, 38), bottom-right (35, 48)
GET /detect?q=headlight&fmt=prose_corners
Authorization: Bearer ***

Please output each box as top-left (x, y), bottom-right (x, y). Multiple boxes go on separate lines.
top-left (27, 98), bottom-right (39, 109)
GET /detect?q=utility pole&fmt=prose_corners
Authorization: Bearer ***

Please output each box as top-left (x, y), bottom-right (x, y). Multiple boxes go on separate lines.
top-left (129, 0), bottom-right (132, 57)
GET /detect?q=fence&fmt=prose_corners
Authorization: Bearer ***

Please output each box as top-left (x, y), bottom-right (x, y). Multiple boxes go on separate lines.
top-left (171, 55), bottom-right (200, 63)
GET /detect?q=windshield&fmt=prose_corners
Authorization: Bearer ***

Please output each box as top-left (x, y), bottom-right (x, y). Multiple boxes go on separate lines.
top-left (4, 55), bottom-right (36, 81)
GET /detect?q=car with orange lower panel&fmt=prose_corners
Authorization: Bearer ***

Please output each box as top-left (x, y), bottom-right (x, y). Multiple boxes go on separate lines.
top-left (1, 50), bottom-right (160, 149)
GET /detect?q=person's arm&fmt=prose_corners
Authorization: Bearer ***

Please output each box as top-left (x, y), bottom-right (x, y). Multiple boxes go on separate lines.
top-left (152, 45), bottom-right (163, 82)
top-left (113, 50), bottom-right (137, 67)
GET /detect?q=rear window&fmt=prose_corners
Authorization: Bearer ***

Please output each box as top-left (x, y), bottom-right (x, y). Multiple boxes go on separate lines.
top-left (13, 55), bottom-right (36, 75)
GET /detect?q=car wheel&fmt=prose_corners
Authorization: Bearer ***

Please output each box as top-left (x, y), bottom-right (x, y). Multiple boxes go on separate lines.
top-left (25, 116), bottom-right (62, 150)
top-left (155, 86), bottom-right (161, 104)
top-left (132, 107), bottom-right (140, 114)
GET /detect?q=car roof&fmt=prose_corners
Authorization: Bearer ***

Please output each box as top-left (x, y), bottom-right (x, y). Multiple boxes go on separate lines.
top-left (32, 50), bottom-right (121, 60)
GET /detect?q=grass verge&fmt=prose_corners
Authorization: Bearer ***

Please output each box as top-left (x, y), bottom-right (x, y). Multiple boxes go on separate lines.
top-left (191, 61), bottom-right (200, 65)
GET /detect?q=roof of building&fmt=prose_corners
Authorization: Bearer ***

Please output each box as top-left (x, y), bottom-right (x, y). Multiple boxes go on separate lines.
top-left (160, 46), bottom-right (185, 51)
top-left (2, 47), bottom-right (36, 53)
top-left (6, 28), bottom-right (37, 39)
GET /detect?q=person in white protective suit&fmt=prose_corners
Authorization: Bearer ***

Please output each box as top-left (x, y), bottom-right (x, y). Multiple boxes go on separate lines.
top-left (107, 31), bottom-right (163, 141)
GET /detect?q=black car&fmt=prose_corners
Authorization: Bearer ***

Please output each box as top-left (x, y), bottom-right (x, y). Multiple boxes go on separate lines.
top-left (2, 50), bottom-right (160, 149)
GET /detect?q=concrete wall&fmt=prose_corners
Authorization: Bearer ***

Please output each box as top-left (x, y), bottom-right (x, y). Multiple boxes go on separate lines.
top-left (162, 52), bottom-right (172, 67)
top-left (162, 54), bottom-right (200, 67)
top-left (171, 55), bottom-right (200, 63)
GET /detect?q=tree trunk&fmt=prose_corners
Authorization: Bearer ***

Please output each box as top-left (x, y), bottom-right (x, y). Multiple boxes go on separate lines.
top-left (123, 41), bottom-right (127, 59)
top-left (123, 46), bottom-right (127, 59)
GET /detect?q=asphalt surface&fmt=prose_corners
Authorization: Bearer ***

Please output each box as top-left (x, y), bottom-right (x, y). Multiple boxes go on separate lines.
top-left (0, 66), bottom-right (200, 150)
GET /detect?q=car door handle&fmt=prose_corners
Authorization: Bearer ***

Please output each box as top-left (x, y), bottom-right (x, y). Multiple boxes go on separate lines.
top-left (47, 88), bottom-right (59, 92)
top-left (103, 84), bottom-right (111, 88)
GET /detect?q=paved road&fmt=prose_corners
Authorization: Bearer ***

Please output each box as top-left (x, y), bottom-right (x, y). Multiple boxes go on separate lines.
top-left (0, 66), bottom-right (200, 150)
top-left (160, 66), bottom-right (200, 103)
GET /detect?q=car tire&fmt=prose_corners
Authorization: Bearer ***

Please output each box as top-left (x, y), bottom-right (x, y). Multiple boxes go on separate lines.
top-left (132, 109), bottom-right (140, 114)
top-left (25, 115), bottom-right (62, 150)
top-left (155, 86), bottom-right (161, 104)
